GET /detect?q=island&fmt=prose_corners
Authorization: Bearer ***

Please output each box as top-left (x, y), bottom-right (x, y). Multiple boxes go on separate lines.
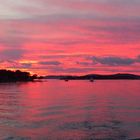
top-left (44, 73), bottom-right (140, 80)
top-left (0, 69), bottom-right (37, 82)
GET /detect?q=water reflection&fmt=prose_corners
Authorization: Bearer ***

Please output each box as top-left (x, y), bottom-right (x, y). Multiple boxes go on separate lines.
top-left (0, 80), bottom-right (140, 140)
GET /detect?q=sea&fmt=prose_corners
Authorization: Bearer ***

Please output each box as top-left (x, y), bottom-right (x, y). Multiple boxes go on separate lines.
top-left (0, 80), bottom-right (140, 140)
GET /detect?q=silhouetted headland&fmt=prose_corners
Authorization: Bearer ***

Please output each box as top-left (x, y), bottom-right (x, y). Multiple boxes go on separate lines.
top-left (45, 73), bottom-right (140, 80)
top-left (0, 69), bottom-right (37, 82)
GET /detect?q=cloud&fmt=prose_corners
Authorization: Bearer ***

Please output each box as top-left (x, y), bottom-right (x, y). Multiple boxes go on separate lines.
top-left (0, 60), bottom-right (32, 69)
top-left (76, 61), bottom-right (93, 66)
top-left (38, 61), bottom-right (61, 65)
top-left (20, 63), bottom-right (32, 68)
top-left (29, 0), bottom-right (140, 18)
top-left (0, 49), bottom-right (24, 60)
top-left (51, 67), bottom-right (95, 73)
top-left (88, 56), bottom-right (140, 66)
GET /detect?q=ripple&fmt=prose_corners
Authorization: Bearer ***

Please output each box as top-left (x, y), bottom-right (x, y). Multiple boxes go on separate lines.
top-left (4, 136), bottom-right (31, 140)
top-left (0, 81), bottom-right (140, 139)
top-left (78, 105), bottom-right (96, 110)
top-left (37, 110), bottom-right (65, 117)
top-left (46, 105), bottom-right (71, 111)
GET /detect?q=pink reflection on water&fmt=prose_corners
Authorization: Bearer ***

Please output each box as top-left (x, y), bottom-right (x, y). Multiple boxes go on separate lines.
top-left (0, 80), bottom-right (140, 139)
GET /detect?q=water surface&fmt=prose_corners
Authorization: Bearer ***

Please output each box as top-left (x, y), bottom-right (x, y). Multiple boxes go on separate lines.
top-left (0, 80), bottom-right (140, 140)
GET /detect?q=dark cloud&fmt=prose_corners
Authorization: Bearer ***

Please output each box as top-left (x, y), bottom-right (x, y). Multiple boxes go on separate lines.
top-left (51, 67), bottom-right (95, 73)
top-left (76, 61), bottom-right (93, 66)
top-left (0, 49), bottom-right (24, 60)
top-left (38, 61), bottom-right (61, 65)
top-left (84, 55), bottom-right (140, 66)
top-left (92, 56), bottom-right (135, 66)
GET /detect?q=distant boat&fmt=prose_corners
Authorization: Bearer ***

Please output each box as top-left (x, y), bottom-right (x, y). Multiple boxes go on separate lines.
top-left (90, 79), bottom-right (94, 82)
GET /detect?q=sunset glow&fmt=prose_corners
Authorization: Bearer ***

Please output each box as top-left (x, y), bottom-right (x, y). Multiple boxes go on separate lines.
top-left (0, 0), bottom-right (140, 75)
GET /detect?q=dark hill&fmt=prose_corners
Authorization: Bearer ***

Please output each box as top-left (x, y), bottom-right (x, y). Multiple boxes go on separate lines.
top-left (45, 73), bottom-right (140, 80)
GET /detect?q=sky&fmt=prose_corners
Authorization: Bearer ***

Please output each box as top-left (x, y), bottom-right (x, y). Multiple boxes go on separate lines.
top-left (0, 0), bottom-right (140, 75)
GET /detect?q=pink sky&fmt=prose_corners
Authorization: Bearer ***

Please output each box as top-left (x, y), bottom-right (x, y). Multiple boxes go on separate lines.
top-left (0, 0), bottom-right (140, 75)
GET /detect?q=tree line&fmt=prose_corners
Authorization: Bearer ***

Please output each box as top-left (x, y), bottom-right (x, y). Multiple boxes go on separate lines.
top-left (0, 69), bottom-right (37, 82)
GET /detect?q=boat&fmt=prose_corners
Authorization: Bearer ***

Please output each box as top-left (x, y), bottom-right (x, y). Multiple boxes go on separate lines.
top-left (90, 79), bottom-right (94, 82)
